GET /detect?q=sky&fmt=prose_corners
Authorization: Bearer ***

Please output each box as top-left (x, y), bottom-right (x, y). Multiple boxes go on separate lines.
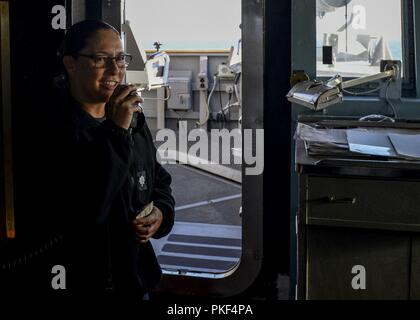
top-left (125, 0), bottom-right (242, 50)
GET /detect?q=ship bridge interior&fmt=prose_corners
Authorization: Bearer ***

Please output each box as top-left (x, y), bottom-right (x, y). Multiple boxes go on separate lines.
top-left (3, 0), bottom-right (420, 303)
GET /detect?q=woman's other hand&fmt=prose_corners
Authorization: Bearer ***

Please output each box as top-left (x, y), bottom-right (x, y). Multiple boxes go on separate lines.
top-left (132, 206), bottom-right (163, 244)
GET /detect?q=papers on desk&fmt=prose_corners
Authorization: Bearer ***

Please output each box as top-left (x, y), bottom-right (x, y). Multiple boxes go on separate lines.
top-left (296, 123), bottom-right (420, 160)
top-left (295, 123), bottom-right (349, 156)
top-left (388, 133), bottom-right (420, 160)
top-left (347, 129), bottom-right (397, 157)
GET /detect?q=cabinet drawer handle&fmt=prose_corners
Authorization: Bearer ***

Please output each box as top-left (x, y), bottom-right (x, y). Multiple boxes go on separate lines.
top-left (309, 196), bottom-right (357, 204)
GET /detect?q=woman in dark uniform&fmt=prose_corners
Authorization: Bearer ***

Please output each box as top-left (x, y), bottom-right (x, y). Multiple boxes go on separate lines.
top-left (39, 19), bottom-right (175, 298)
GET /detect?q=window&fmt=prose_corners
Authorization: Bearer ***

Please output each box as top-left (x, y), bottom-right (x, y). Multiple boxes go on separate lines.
top-left (316, 0), bottom-right (403, 78)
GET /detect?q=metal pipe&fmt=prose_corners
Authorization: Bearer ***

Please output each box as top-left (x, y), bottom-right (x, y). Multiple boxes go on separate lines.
top-left (157, 87), bottom-right (165, 129)
top-left (341, 69), bottom-right (396, 89)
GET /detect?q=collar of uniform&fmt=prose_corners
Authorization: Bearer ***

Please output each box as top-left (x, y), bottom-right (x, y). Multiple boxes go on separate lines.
top-left (60, 90), bottom-right (105, 129)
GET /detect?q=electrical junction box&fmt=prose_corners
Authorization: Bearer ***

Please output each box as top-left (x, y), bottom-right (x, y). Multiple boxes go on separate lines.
top-left (167, 75), bottom-right (192, 110)
top-left (217, 63), bottom-right (236, 80)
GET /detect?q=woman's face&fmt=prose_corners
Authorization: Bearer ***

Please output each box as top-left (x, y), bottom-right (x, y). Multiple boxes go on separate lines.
top-left (65, 29), bottom-right (125, 103)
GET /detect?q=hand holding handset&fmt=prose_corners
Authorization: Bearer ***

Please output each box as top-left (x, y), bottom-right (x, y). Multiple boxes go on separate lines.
top-left (113, 82), bottom-right (144, 132)
top-left (106, 83), bottom-right (144, 130)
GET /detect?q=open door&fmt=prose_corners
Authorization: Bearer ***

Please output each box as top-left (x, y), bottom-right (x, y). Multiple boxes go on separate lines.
top-left (0, 1), bottom-right (15, 240)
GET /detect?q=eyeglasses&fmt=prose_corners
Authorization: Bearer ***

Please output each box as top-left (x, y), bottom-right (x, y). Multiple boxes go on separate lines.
top-left (76, 53), bottom-right (133, 68)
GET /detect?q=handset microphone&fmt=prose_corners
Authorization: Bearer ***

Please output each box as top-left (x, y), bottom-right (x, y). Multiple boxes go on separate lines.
top-left (128, 89), bottom-right (142, 131)
top-left (122, 83), bottom-right (144, 133)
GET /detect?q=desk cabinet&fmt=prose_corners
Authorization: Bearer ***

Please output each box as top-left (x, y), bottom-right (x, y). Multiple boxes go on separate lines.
top-left (305, 226), bottom-right (410, 299)
top-left (411, 237), bottom-right (420, 299)
top-left (298, 174), bottom-right (420, 300)
top-left (295, 117), bottom-right (420, 300)
top-left (307, 177), bottom-right (420, 231)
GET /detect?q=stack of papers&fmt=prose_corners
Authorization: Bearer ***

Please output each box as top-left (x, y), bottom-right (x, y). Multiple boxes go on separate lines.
top-left (388, 133), bottom-right (420, 160)
top-left (347, 128), bottom-right (420, 160)
top-left (295, 123), bottom-right (349, 156)
top-left (346, 129), bottom-right (397, 157)
top-left (296, 123), bottom-right (420, 161)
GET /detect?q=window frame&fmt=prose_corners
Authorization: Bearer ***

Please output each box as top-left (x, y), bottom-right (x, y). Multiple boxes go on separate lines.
top-left (315, 0), bottom-right (416, 98)
top-left (117, 0), bottom-right (263, 297)
top-left (153, 0), bottom-right (264, 297)
top-left (0, 1), bottom-right (15, 240)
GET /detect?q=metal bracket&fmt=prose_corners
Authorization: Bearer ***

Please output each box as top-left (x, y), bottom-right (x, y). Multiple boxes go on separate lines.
top-left (379, 60), bottom-right (402, 100)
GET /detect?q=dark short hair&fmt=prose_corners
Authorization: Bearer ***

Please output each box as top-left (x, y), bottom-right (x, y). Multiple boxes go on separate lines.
top-left (60, 20), bottom-right (120, 57)
top-left (54, 20), bottom-right (120, 88)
